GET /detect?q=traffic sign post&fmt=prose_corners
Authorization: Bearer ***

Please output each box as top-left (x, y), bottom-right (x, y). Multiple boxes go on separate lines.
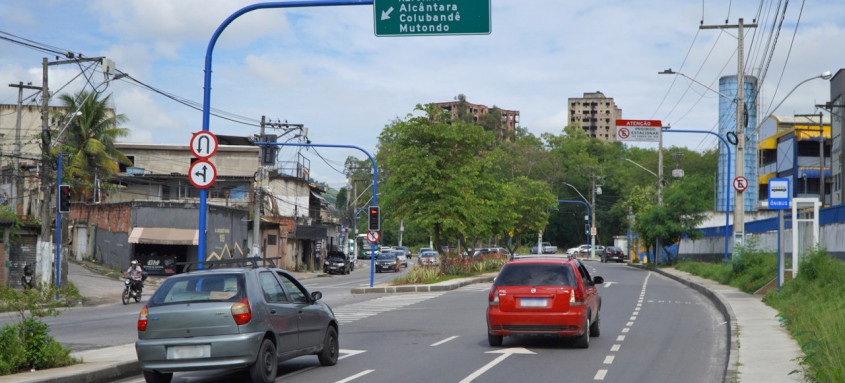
top-left (189, 160), bottom-right (217, 189)
top-left (768, 178), bottom-right (791, 293)
top-left (190, 131), bottom-right (218, 159)
top-left (367, 230), bottom-right (380, 243)
top-left (733, 176), bottom-right (749, 192)
top-left (615, 120), bottom-right (662, 142)
top-left (374, 0), bottom-right (491, 36)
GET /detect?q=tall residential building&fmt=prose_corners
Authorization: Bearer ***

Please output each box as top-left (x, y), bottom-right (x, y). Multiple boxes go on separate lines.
top-left (567, 91), bottom-right (622, 142)
top-left (717, 75), bottom-right (758, 212)
top-left (433, 100), bottom-right (519, 140)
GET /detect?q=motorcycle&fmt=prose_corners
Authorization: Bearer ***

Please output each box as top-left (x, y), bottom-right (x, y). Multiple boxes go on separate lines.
top-left (21, 264), bottom-right (34, 289)
top-left (122, 272), bottom-right (148, 304)
top-left (122, 278), bottom-right (143, 304)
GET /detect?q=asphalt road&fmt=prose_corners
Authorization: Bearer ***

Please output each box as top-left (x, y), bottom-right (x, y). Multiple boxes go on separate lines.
top-left (4, 260), bottom-right (727, 382)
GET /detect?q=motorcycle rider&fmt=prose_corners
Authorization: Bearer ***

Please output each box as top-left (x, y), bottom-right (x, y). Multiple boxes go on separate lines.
top-left (122, 260), bottom-right (144, 294)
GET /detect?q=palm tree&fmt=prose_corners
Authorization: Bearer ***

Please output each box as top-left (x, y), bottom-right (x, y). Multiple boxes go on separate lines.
top-left (53, 90), bottom-right (130, 201)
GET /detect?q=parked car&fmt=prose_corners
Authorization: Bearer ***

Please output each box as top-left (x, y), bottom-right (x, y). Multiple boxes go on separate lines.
top-left (602, 246), bottom-right (626, 263)
top-left (530, 242), bottom-right (558, 254)
top-left (323, 252), bottom-right (351, 274)
top-left (135, 267), bottom-right (339, 383)
top-left (418, 250), bottom-right (440, 266)
top-left (486, 257), bottom-right (603, 348)
top-left (375, 252), bottom-right (400, 273)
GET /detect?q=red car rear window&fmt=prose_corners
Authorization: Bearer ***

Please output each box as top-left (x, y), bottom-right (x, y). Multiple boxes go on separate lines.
top-left (494, 263), bottom-right (576, 287)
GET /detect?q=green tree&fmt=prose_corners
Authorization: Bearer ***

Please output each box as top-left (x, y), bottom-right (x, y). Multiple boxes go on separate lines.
top-left (377, 104), bottom-right (495, 254)
top-left (53, 90), bottom-right (130, 201)
top-left (634, 172), bottom-right (710, 262)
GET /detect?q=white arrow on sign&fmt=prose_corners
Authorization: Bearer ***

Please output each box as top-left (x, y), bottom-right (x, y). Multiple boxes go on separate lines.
top-left (460, 347), bottom-right (536, 383)
top-left (380, 6), bottom-right (393, 20)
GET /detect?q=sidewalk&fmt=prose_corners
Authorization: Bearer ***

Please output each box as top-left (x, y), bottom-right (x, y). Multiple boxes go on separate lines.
top-left (643, 266), bottom-right (804, 383)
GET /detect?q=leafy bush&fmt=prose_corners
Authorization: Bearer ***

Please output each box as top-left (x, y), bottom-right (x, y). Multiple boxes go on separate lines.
top-left (764, 247), bottom-right (845, 383)
top-left (0, 319), bottom-right (79, 374)
top-left (0, 284), bottom-right (83, 375)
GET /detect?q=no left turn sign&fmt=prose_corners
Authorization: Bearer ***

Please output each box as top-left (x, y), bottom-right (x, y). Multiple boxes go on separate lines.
top-left (733, 176), bottom-right (748, 192)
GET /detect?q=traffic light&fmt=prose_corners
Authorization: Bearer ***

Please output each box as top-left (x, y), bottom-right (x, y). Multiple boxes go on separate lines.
top-left (368, 206), bottom-right (380, 231)
top-left (584, 224), bottom-right (590, 235)
top-left (58, 184), bottom-right (71, 213)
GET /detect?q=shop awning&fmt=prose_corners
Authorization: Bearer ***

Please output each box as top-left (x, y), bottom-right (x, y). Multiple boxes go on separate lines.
top-left (128, 227), bottom-right (199, 245)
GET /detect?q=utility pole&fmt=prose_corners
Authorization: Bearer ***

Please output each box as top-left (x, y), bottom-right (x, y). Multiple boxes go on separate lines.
top-left (9, 82), bottom-right (41, 216)
top-left (37, 56), bottom-right (107, 286)
top-left (589, 169), bottom-right (597, 260)
top-left (701, 18), bottom-right (756, 247)
top-left (253, 116), bottom-right (266, 258)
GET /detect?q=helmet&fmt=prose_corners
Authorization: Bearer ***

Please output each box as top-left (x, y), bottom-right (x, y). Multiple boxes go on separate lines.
top-left (131, 260), bottom-right (138, 265)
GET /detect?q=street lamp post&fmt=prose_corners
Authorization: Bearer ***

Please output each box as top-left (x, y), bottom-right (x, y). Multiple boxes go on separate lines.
top-left (619, 157), bottom-right (663, 263)
top-left (563, 182), bottom-right (596, 259)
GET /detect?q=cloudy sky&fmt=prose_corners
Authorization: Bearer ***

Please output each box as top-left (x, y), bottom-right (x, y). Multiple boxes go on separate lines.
top-left (1, 0), bottom-right (843, 188)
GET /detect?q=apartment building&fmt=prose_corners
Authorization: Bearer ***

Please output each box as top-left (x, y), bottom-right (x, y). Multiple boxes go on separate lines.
top-left (567, 91), bottom-right (623, 142)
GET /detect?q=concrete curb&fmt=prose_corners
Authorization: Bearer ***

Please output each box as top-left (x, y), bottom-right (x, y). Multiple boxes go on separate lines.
top-left (628, 264), bottom-right (739, 383)
top-left (351, 275), bottom-right (496, 294)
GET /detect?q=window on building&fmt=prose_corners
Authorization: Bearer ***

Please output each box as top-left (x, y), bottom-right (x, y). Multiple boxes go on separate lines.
top-left (119, 156), bottom-right (135, 172)
top-left (267, 234), bottom-right (277, 246)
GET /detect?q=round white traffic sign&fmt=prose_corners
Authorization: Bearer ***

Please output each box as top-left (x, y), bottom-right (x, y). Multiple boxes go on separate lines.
top-left (366, 231), bottom-right (380, 243)
top-left (733, 176), bottom-right (748, 192)
top-left (190, 131), bottom-right (218, 159)
top-left (189, 160), bottom-right (217, 188)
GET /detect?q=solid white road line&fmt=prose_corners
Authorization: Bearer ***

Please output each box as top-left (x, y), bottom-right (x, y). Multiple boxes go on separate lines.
top-left (335, 369), bottom-right (375, 383)
top-left (431, 335), bottom-right (459, 346)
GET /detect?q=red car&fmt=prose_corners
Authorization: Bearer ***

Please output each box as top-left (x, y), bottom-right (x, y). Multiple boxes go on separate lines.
top-left (486, 257), bottom-right (603, 348)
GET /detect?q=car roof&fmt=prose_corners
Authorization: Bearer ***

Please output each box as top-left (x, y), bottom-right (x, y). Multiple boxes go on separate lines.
top-left (506, 256), bottom-right (576, 265)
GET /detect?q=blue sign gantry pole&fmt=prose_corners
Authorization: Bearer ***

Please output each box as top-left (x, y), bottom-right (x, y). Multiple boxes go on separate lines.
top-left (665, 130), bottom-right (732, 266)
top-left (198, 1), bottom-right (373, 268)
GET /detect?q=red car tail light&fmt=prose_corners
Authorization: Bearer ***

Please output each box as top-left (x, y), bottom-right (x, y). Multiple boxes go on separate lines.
top-left (138, 306), bottom-right (148, 331)
top-left (570, 288), bottom-right (585, 305)
top-left (488, 288), bottom-right (500, 306)
top-left (231, 298), bottom-right (252, 325)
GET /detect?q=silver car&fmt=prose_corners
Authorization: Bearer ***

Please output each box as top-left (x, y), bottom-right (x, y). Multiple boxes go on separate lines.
top-left (135, 268), bottom-right (338, 383)
top-left (418, 250), bottom-right (440, 266)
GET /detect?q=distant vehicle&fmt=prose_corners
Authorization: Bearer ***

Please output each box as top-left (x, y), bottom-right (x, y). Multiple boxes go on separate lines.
top-left (486, 257), bottom-right (603, 348)
top-left (419, 247), bottom-right (433, 254)
top-left (418, 251), bottom-right (440, 266)
top-left (375, 252), bottom-right (400, 273)
top-left (470, 247), bottom-right (511, 258)
top-left (382, 249), bottom-right (408, 267)
top-left (323, 251), bottom-right (351, 274)
top-left (394, 246), bottom-right (412, 259)
top-left (602, 246), bottom-right (626, 263)
top-left (530, 242), bottom-right (557, 254)
top-left (136, 267), bottom-right (338, 383)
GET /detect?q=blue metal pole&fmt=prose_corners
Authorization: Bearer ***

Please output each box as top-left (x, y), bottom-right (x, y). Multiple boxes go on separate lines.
top-left (665, 130), bottom-right (732, 266)
top-left (558, 199), bottom-right (590, 246)
top-left (256, 141), bottom-right (378, 286)
top-left (55, 155), bottom-right (62, 297)
top-left (199, 1), bottom-right (373, 269)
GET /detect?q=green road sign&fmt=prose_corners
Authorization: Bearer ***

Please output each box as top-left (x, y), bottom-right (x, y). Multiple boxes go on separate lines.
top-left (374, 0), bottom-right (491, 37)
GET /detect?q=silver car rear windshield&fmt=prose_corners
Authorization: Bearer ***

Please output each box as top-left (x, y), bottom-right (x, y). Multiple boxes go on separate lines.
top-left (494, 264), bottom-right (576, 287)
top-left (148, 273), bottom-right (246, 307)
